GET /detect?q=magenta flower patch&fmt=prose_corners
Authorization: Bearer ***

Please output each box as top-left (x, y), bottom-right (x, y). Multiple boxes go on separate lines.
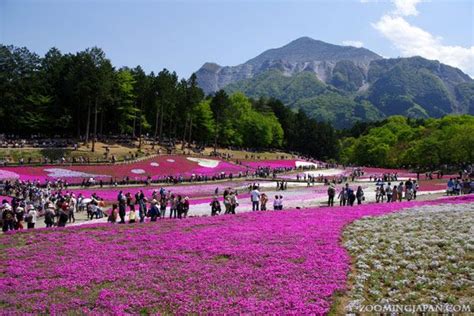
top-left (0, 155), bottom-right (249, 182)
top-left (1, 195), bottom-right (472, 314)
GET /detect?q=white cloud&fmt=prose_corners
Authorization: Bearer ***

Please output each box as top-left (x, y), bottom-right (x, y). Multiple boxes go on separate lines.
top-left (342, 40), bottom-right (364, 48)
top-left (372, 1), bottom-right (474, 76)
top-left (392, 0), bottom-right (422, 16)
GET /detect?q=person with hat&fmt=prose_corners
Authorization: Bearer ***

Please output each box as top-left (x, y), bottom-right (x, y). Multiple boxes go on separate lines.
top-left (15, 206), bottom-right (25, 230)
top-left (182, 196), bottom-right (190, 218)
top-left (25, 205), bottom-right (37, 229)
top-left (2, 204), bottom-right (15, 232)
top-left (149, 199), bottom-right (159, 222)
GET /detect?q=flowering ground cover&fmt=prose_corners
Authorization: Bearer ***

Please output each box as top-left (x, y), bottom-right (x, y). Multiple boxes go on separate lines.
top-left (342, 201), bottom-right (474, 313)
top-left (359, 167), bottom-right (417, 178)
top-left (63, 180), bottom-right (256, 202)
top-left (417, 179), bottom-right (448, 192)
top-left (241, 159), bottom-right (318, 169)
top-left (0, 156), bottom-right (248, 182)
top-left (1, 195), bottom-right (472, 314)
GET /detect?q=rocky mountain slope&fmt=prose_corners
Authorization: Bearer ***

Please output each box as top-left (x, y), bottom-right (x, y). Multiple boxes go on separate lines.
top-left (196, 37), bottom-right (382, 94)
top-left (195, 37), bottom-right (474, 128)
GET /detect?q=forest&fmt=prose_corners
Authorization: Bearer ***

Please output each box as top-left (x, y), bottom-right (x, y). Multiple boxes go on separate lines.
top-left (1, 45), bottom-right (472, 168)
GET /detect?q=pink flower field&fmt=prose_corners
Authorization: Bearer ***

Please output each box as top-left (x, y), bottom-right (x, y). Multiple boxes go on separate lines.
top-left (1, 195), bottom-right (472, 314)
top-left (65, 181), bottom-right (254, 202)
top-left (242, 159), bottom-right (318, 169)
top-left (0, 156), bottom-right (248, 182)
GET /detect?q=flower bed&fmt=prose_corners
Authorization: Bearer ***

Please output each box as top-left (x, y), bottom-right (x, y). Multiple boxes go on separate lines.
top-left (343, 201), bottom-right (474, 313)
top-left (65, 181), bottom-right (254, 202)
top-left (1, 195), bottom-right (472, 314)
top-left (0, 156), bottom-right (248, 182)
top-left (242, 159), bottom-right (318, 169)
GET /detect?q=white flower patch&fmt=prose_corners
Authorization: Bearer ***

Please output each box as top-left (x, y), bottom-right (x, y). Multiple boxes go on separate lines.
top-left (343, 202), bottom-right (474, 310)
top-left (295, 161), bottom-right (318, 168)
top-left (186, 157), bottom-right (220, 168)
top-left (150, 162), bottom-right (159, 167)
top-left (131, 169), bottom-right (146, 174)
top-left (44, 168), bottom-right (105, 178)
top-left (166, 159), bottom-right (175, 163)
top-left (0, 169), bottom-right (20, 179)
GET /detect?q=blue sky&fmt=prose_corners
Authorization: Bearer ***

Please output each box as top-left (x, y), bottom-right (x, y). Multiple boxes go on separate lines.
top-left (1, 0), bottom-right (473, 76)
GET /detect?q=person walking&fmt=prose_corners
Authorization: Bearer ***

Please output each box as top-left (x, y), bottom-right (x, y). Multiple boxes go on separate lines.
top-left (327, 184), bottom-right (336, 207)
top-left (182, 197), bottom-right (190, 218)
top-left (392, 185), bottom-right (398, 202)
top-left (25, 205), bottom-right (37, 229)
top-left (210, 196), bottom-right (221, 216)
top-left (169, 195), bottom-right (177, 219)
top-left (149, 200), bottom-right (159, 222)
top-left (223, 191), bottom-right (232, 214)
top-left (176, 196), bottom-right (184, 219)
top-left (385, 183), bottom-right (393, 203)
top-left (68, 195), bottom-right (76, 223)
top-left (338, 187), bottom-right (347, 206)
top-left (397, 182), bottom-right (404, 202)
top-left (57, 207), bottom-right (68, 227)
top-left (273, 195), bottom-right (279, 210)
top-left (118, 191), bottom-right (126, 224)
top-left (278, 195), bottom-right (284, 210)
top-left (260, 193), bottom-right (268, 211)
top-left (44, 204), bottom-right (55, 228)
top-left (230, 193), bottom-right (239, 214)
top-left (250, 186), bottom-right (260, 211)
top-left (159, 197), bottom-right (167, 218)
top-left (347, 185), bottom-right (356, 206)
top-left (356, 186), bottom-right (364, 205)
top-left (15, 206), bottom-right (25, 230)
top-left (108, 204), bottom-right (118, 223)
top-left (2, 205), bottom-right (15, 232)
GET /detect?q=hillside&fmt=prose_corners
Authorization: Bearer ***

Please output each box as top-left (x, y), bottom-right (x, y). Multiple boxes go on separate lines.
top-left (225, 70), bottom-right (384, 129)
top-left (196, 37), bottom-right (382, 95)
top-left (196, 37), bottom-right (474, 128)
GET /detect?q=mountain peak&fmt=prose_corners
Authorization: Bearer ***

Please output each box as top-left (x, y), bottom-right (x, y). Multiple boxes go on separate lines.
top-left (246, 37), bottom-right (381, 66)
top-left (196, 37), bottom-right (383, 94)
top-left (288, 36), bottom-right (319, 44)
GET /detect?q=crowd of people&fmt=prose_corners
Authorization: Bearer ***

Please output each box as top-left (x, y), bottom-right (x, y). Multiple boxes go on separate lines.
top-left (326, 178), bottom-right (425, 207)
top-left (446, 178), bottom-right (473, 195)
top-left (327, 183), bottom-right (365, 207)
top-left (374, 179), bottom-right (419, 202)
top-left (2, 163), bottom-right (473, 232)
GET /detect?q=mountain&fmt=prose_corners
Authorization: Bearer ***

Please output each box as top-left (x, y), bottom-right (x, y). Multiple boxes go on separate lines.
top-left (366, 57), bottom-right (474, 117)
top-left (196, 37), bottom-right (382, 94)
top-left (195, 37), bottom-right (474, 128)
top-left (224, 70), bottom-right (384, 129)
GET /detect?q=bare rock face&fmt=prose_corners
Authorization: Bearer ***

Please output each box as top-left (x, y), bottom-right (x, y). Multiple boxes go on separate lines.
top-left (195, 37), bottom-right (382, 94)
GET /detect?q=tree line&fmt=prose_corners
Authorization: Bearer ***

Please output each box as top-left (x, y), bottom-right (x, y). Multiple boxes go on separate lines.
top-left (0, 45), bottom-right (338, 159)
top-left (340, 115), bottom-right (474, 169)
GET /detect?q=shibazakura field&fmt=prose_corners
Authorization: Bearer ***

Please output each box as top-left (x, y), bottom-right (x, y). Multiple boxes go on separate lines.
top-left (0, 156), bottom-right (319, 183)
top-left (1, 195), bottom-right (473, 314)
